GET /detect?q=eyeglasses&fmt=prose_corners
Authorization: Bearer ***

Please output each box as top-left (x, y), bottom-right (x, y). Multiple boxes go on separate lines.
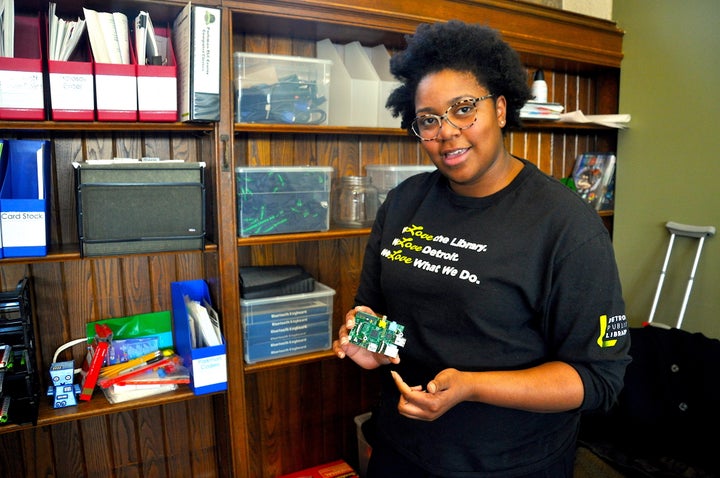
top-left (411, 94), bottom-right (494, 141)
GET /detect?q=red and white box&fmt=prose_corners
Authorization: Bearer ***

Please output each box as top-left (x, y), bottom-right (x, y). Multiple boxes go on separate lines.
top-left (0, 15), bottom-right (45, 120)
top-left (136, 26), bottom-right (178, 122)
top-left (94, 45), bottom-right (138, 121)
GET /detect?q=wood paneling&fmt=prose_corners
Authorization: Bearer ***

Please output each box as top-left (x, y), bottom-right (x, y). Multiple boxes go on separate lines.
top-left (1, 2), bottom-right (620, 477)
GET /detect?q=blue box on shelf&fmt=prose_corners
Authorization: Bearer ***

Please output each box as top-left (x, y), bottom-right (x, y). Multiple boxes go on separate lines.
top-left (171, 279), bottom-right (227, 395)
top-left (241, 282), bottom-right (335, 363)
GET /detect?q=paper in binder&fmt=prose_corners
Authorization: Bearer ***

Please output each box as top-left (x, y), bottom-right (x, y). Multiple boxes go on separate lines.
top-left (0, 140), bottom-right (51, 258)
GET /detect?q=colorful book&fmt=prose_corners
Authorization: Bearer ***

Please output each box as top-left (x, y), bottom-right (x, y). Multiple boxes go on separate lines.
top-left (571, 152), bottom-right (616, 210)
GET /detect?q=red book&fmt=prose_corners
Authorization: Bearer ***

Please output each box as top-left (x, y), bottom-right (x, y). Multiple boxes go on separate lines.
top-left (277, 460), bottom-right (358, 478)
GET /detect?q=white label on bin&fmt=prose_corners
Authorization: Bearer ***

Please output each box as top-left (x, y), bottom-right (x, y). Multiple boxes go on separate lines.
top-left (138, 75), bottom-right (177, 111)
top-left (96, 74), bottom-right (138, 111)
top-left (50, 72), bottom-right (94, 110)
top-left (0, 70), bottom-right (43, 108)
top-left (191, 353), bottom-right (227, 388)
top-left (1, 211), bottom-right (46, 247)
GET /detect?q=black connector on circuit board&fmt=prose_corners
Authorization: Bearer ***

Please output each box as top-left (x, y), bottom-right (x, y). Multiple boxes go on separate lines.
top-left (348, 310), bottom-right (406, 358)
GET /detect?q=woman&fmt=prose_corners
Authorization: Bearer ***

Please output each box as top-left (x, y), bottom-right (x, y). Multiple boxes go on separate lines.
top-left (333, 20), bottom-right (630, 478)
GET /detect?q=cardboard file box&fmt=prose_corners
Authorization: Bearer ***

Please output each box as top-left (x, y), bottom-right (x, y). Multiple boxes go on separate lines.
top-left (74, 162), bottom-right (206, 256)
top-left (365, 44), bottom-right (402, 128)
top-left (171, 279), bottom-right (227, 395)
top-left (0, 15), bottom-right (45, 120)
top-left (317, 39), bottom-right (378, 126)
top-left (173, 3), bottom-right (221, 122)
top-left (136, 26), bottom-right (178, 122)
top-left (0, 140), bottom-right (51, 258)
top-left (235, 166), bottom-right (332, 237)
top-left (234, 52), bottom-right (331, 125)
top-left (48, 55), bottom-right (95, 121)
top-left (94, 54), bottom-right (138, 121)
top-left (241, 282), bottom-right (335, 364)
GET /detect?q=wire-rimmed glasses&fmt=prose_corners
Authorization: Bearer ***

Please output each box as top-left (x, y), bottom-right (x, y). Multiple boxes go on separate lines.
top-left (411, 94), bottom-right (494, 141)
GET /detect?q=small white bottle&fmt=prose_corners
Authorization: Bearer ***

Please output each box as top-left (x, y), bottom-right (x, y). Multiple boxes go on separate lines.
top-left (531, 69), bottom-right (547, 103)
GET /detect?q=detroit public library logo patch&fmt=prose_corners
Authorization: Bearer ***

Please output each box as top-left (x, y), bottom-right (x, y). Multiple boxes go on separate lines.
top-left (597, 314), bottom-right (628, 347)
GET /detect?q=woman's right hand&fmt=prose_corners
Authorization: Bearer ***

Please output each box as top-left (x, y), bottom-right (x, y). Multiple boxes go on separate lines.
top-left (332, 306), bottom-right (400, 369)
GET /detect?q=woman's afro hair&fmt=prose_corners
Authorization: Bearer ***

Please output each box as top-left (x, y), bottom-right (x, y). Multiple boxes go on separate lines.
top-left (386, 20), bottom-right (532, 131)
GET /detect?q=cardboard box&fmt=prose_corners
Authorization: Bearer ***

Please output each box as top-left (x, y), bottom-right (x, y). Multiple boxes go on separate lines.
top-left (317, 39), bottom-right (378, 126)
top-left (364, 44), bottom-right (402, 128)
top-left (0, 15), bottom-right (45, 120)
top-left (365, 164), bottom-right (436, 203)
top-left (48, 55), bottom-right (95, 121)
top-left (47, 16), bottom-right (95, 122)
top-left (94, 53), bottom-right (138, 121)
top-left (235, 166), bottom-right (332, 237)
top-left (74, 161), bottom-right (206, 256)
top-left (0, 140), bottom-right (50, 258)
top-left (234, 52), bottom-right (331, 125)
top-left (136, 26), bottom-right (178, 122)
top-left (241, 282), bottom-right (335, 364)
top-left (171, 279), bottom-right (227, 395)
top-left (173, 3), bottom-right (221, 122)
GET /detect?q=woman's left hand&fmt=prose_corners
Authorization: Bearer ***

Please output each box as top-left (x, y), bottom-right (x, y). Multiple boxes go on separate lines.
top-left (391, 368), bottom-right (469, 421)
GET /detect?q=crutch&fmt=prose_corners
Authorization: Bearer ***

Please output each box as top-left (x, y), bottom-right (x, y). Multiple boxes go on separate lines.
top-left (646, 221), bottom-right (716, 329)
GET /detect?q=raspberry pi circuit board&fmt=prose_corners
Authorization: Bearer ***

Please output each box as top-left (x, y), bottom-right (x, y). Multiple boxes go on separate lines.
top-left (349, 311), bottom-right (406, 358)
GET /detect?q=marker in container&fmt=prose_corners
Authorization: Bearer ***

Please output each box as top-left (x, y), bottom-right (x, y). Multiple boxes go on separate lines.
top-left (0, 345), bottom-right (11, 369)
top-left (0, 395), bottom-right (10, 424)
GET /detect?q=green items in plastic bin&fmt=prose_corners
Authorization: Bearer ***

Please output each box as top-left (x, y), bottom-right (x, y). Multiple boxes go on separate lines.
top-left (86, 311), bottom-right (173, 349)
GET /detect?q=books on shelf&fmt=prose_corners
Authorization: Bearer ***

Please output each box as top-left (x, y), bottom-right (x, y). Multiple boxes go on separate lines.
top-left (520, 101), bottom-right (564, 120)
top-left (571, 152), bottom-right (616, 211)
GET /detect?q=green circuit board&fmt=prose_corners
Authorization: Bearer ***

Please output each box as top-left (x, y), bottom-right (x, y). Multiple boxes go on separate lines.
top-left (348, 311), bottom-right (406, 358)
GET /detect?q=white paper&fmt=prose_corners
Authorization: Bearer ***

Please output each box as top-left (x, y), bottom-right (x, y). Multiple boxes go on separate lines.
top-left (559, 110), bottom-right (631, 129)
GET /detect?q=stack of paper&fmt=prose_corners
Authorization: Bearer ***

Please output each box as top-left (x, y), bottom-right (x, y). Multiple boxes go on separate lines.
top-left (558, 110), bottom-right (631, 129)
top-left (520, 101), bottom-right (565, 120)
top-left (0, 0), bottom-right (14, 57)
top-left (48, 3), bottom-right (86, 61)
top-left (83, 7), bottom-right (129, 64)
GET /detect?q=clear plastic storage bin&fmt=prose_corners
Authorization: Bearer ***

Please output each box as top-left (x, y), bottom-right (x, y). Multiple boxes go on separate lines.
top-left (234, 52), bottom-right (332, 125)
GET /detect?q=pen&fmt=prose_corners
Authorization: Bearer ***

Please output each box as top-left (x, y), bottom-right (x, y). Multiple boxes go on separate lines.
top-left (98, 356), bottom-right (172, 388)
top-left (0, 395), bottom-right (10, 424)
top-left (100, 350), bottom-right (162, 379)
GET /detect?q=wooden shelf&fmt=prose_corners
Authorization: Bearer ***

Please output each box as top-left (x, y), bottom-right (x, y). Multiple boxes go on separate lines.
top-left (0, 121), bottom-right (213, 133)
top-left (243, 349), bottom-right (336, 374)
top-left (237, 228), bottom-right (371, 246)
top-left (0, 243), bottom-right (217, 265)
top-left (233, 121), bottom-right (617, 136)
top-left (0, 386), bottom-right (208, 435)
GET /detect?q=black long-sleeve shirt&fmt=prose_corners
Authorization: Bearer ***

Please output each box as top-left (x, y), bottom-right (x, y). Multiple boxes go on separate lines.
top-left (355, 159), bottom-right (631, 477)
